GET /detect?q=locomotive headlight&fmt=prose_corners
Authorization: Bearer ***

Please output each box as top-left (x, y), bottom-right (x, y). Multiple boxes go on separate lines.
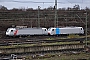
top-left (6, 31), bottom-right (9, 35)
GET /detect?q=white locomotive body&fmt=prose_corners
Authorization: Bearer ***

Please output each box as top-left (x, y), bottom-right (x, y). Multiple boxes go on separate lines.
top-left (6, 28), bottom-right (48, 36)
top-left (48, 27), bottom-right (84, 35)
top-left (6, 27), bottom-right (84, 36)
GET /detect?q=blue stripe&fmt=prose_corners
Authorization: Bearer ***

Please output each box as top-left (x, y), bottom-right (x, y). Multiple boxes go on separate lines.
top-left (56, 28), bottom-right (60, 34)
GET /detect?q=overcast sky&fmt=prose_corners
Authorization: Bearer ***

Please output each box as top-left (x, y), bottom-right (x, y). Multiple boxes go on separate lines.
top-left (0, 0), bottom-right (90, 9)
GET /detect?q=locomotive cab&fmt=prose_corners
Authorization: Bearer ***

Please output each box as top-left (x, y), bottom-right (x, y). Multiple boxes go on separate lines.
top-left (80, 27), bottom-right (84, 34)
top-left (42, 28), bottom-right (48, 35)
top-left (6, 28), bottom-right (16, 36)
top-left (48, 28), bottom-right (56, 35)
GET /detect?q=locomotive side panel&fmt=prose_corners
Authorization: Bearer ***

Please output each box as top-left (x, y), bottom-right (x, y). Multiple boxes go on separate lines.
top-left (60, 28), bottom-right (79, 34)
top-left (16, 28), bottom-right (47, 36)
top-left (60, 27), bottom-right (84, 34)
top-left (56, 28), bottom-right (60, 35)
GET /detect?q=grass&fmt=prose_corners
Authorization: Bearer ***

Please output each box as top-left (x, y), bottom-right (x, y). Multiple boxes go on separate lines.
top-left (25, 52), bottom-right (90, 60)
top-left (0, 44), bottom-right (36, 48)
top-left (0, 35), bottom-right (90, 49)
top-left (41, 41), bottom-right (80, 45)
top-left (46, 35), bottom-right (88, 40)
top-left (0, 41), bottom-right (81, 49)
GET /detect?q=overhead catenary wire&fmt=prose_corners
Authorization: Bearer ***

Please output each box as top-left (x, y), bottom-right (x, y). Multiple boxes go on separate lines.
top-left (0, 0), bottom-right (65, 4)
top-left (0, 0), bottom-right (89, 4)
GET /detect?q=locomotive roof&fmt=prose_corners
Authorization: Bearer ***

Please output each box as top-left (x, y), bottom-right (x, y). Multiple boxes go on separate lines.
top-left (16, 27), bottom-right (47, 30)
top-left (48, 27), bottom-right (83, 29)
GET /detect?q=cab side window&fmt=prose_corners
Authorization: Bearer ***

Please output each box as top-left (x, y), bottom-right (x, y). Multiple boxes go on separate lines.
top-left (45, 29), bottom-right (47, 31)
top-left (11, 30), bottom-right (13, 32)
top-left (52, 29), bottom-right (54, 31)
top-left (81, 28), bottom-right (82, 30)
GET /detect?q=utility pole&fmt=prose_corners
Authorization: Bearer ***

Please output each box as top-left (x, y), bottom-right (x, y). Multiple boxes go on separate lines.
top-left (45, 17), bottom-right (46, 27)
top-left (54, 0), bottom-right (57, 27)
top-left (85, 12), bottom-right (87, 46)
top-left (57, 15), bottom-right (58, 27)
top-left (38, 6), bottom-right (40, 28)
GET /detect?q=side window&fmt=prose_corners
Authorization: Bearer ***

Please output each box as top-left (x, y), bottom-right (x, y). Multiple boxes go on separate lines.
top-left (45, 29), bottom-right (47, 31)
top-left (81, 28), bottom-right (82, 30)
top-left (11, 30), bottom-right (13, 32)
top-left (52, 29), bottom-right (54, 31)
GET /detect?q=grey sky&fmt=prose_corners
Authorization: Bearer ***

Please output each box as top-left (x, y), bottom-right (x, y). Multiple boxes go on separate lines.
top-left (0, 0), bottom-right (90, 9)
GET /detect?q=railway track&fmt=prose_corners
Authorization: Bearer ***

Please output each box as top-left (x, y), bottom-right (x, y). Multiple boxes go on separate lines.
top-left (0, 37), bottom-right (89, 46)
top-left (0, 36), bottom-right (89, 58)
top-left (0, 43), bottom-right (89, 57)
